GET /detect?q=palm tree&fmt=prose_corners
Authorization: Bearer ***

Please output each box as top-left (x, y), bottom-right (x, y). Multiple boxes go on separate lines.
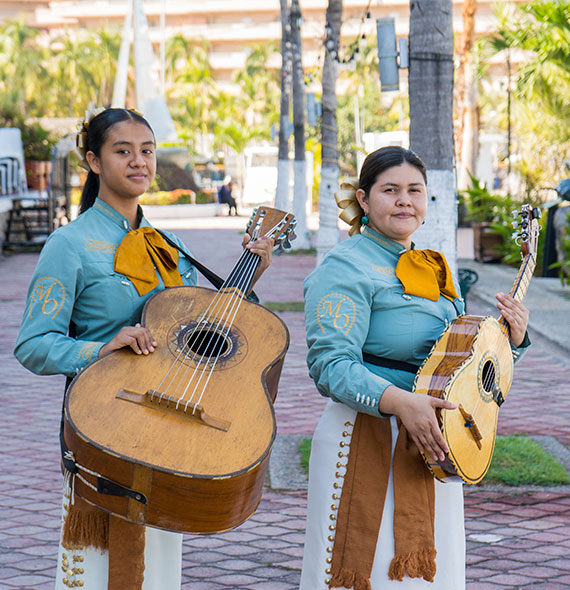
top-left (275, 0), bottom-right (292, 212)
top-left (484, 0), bottom-right (570, 186)
top-left (290, 0), bottom-right (310, 249)
top-left (0, 19), bottom-right (43, 118)
top-left (408, 0), bottom-right (457, 272)
top-left (455, 0), bottom-right (479, 190)
top-left (316, 0), bottom-right (343, 262)
top-left (172, 44), bottom-right (218, 156)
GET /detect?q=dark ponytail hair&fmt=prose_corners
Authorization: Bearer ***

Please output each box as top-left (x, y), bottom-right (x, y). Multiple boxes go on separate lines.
top-left (79, 108), bottom-right (154, 214)
top-left (358, 145), bottom-right (427, 198)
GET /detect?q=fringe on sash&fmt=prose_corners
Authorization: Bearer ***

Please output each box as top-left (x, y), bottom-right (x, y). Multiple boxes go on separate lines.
top-left (61, 470), bottom-right (109, 550)
top-left (329, 568), bottom-right (371, 590)
top-left (388, 548), bottom-right (437, 582)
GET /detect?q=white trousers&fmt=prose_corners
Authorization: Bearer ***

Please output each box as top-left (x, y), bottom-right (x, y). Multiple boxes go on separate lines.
top-left (54, 493), bottom-right (182, 589)
top-left (299, 401), bottom-right (466, 590)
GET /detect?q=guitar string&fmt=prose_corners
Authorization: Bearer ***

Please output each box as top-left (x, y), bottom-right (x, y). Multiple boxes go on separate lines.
top-left (182, 254), bottom-right (260, 412)
top-left (152, 218), bottom-right (267, 402)
top-left (178, 218), bottom-right (289, 411)
top-left (176, 251), bottom-right (259, 410)
top-left (470, 253), bottom-right (535, 423)
top-left (470, 211), bottom-right (537, 419)
top-left (155, 247), bottom-right (256, 406)
top-left (178, 218), bottom-right (290, 411)
top-left (153, 216), bottom-right (289, 411)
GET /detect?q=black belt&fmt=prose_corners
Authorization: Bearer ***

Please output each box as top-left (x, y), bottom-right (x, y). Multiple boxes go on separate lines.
top-left (362, 352), bottom-right (420, 374)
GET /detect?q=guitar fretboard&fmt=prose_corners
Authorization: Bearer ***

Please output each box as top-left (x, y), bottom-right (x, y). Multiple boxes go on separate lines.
top-left (498, 253), bottom-right (536, 335)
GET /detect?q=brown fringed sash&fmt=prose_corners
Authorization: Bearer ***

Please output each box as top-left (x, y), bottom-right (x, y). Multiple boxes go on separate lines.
top-left (62, 495), bottom-right (146, 589)
top-left (329, 413), bottom-right (436, 589)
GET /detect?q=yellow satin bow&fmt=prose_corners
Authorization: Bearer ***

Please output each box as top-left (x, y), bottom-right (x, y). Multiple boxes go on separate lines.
top-left (395, 249), bottom-right (459, 302)
top-left (114, 227), bottom-right (183, 296)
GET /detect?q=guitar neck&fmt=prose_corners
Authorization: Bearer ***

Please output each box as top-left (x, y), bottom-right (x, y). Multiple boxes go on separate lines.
top-left (498, 253), bottom-right (536, 333)
top-left (222, 248), bottom-right (261, 297)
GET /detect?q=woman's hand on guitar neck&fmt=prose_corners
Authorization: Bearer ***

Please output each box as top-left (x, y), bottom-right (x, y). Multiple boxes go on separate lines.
top-left (495, 292), bottom-right (529, 348)
top-left (379, 386), bottom-right (457, 462)
top-left (243, 234), bottom-right (275, 289)
top-left (98, 323), bottom-right (157, 358)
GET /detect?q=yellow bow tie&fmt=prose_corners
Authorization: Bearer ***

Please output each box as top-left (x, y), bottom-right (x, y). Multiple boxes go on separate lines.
top-left (395, 249), bottom-right (459, 302)
top-left (114, 227), bottom-right (183, 296)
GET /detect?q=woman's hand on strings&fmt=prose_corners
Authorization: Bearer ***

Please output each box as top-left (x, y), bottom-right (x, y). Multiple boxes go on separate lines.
top-left (495, 292), bottom-right (529, 347)
top-left (98, 323), bottom-right (157, 358)
top-left (379, 386), bottom-right (457, 462)
top-left (242, 234), bottom-right (275, 288)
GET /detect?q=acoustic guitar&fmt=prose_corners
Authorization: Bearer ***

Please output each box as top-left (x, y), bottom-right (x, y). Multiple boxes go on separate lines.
top-left (413, 204), bottom-right (540, 484)
top-left (63, 207), bottom-right (296, 533)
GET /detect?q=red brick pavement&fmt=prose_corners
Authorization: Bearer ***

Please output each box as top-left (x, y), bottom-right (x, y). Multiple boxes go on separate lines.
top-left (1, 225), bottom-right (569, 589)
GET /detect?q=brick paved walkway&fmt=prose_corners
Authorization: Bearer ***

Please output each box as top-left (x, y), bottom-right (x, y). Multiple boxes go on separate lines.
top-left (1, 221), bottom-right (569, 589)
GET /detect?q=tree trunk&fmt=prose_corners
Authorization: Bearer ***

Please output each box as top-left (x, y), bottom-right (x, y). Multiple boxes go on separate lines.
top-left (316, 0), bottom-right (343, 263)
top-left (275, 0), bottom-right (291, 212)
top-left (408, 0), bottom-right (457, 274)
top-left (290, 0), bottom-right (310, 249)
top-left (456, 0), bottom-right (479, 190)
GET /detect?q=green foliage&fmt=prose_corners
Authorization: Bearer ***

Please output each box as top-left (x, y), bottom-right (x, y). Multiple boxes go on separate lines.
top-left (479, 0), bottom-right (570, 193)
top-left (298, 434), bottom-right (570, 487)
top-left (460, 173), bottom-right (546, 267)
top-left (485, 434), bottom-right (570, 486)
top-left (20, 121), bottom-right (58, 161)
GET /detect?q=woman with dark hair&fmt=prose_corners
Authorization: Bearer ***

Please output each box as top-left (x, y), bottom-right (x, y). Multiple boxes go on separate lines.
top-left (300, 146), bottom-right (530, 589)
top-left (14, 107), bottom-right (274, 589)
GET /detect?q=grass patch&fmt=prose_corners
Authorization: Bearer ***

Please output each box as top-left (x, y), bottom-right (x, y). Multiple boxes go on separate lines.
top-left (283, 247), bottom-right (317, 256)
top-left (263, 301), bottom-right (305, 312)
top-left (485, 434), bottom-right (569, 486)
top-left (299, 437), bottom-right (312, 476)
top-left (298, 434), bottom-right (570, 487)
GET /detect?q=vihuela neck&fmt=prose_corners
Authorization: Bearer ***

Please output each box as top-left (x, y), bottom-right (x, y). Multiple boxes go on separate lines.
top-left (498, 253), bottom-right (536, 337)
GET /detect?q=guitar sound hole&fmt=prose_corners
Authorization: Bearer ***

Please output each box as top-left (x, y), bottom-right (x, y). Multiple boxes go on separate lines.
top-left (184, 328), bottom-right (230, 358)
top-left (481, 359), bottom-right (496, 392)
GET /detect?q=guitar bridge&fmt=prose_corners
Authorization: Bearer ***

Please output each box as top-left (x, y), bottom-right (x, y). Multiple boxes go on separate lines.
top-left (458, 404), bottom-right (483, 449)
top-left (116, 388), bottom-right (231, 432)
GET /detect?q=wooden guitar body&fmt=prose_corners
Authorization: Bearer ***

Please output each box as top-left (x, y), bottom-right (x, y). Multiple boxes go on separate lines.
top-left (413, 315), bottom-right (514, 484)
top-left (63, 285), bottom-right (289, 534)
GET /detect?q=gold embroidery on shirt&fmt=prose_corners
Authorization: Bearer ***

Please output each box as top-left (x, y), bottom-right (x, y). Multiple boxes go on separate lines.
top-left (29, 277), bottom-right (66, 319)
top-left (316, 293), bottom-right (356, 335)
top-left (362, 227), bottom-right (392, 248)
top-left (84, 237), bottom-right (118, 253)
top-left (371, 265), bottom-right (396, 277)
top-left (78, 342), bottom-right (99, 362)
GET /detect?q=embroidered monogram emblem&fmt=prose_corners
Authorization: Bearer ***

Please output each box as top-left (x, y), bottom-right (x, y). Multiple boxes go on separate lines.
top-left (29, 277), bottom-right (66, 319)
top-left (85, 237), bottom-right (118, 253)
top-left (78, 342), bottom-right (100, 362)
top-left (316, 293), bottom-right (356, 334)
top-left (371, 265), bottom-right (396, 277)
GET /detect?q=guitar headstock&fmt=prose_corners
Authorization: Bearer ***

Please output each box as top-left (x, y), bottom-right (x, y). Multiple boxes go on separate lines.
top-left (246, 207), bottom-right (297, 253)
top-left (512, 204), bottom-right (541, 259)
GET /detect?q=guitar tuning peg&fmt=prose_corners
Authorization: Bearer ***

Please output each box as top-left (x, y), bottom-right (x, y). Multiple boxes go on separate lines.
top-left (511, 209), bottom-right (520, 218)
top-left (511, 221), bottom-right (519, 229)
top-left (511, 231), bottom-right (519, 240)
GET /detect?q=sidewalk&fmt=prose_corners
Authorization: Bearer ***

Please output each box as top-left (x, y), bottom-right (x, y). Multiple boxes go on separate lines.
top-left (1, 212), bottom-right (569, 589)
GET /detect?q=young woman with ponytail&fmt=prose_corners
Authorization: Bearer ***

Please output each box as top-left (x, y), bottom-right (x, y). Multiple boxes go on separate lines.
top-left (14, 107), bottom-right (274, 589)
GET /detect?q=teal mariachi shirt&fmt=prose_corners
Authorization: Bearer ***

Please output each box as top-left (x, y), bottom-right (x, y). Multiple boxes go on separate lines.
top-left (303, 225), bottom-right (530, 418)
top-left (14, 198), bottom-right (197, 378)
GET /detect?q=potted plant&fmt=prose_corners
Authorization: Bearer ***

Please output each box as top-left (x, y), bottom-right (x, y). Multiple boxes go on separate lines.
top-left (460, 174), bottom-right (514, 263)
top-left (21, 122), bottom-right (57, 191)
